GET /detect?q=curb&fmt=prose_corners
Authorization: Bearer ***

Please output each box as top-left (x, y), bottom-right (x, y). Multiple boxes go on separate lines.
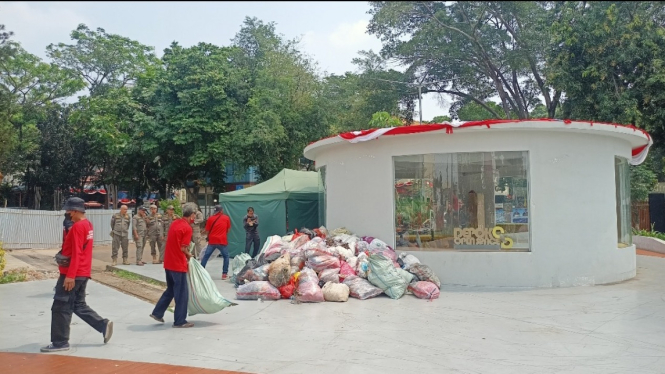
top-left (633, 236), bottom-right (665, 255)
top-left (105, 265), bottom-right (167, 287)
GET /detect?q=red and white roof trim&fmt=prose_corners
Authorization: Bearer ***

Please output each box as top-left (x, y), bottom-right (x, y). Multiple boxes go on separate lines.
top-left (333, 119), bottom-right (652, 166)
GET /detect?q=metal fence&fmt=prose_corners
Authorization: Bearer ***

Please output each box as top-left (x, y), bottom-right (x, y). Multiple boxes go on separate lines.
top-left (0, 208), bottom-right (119, 249)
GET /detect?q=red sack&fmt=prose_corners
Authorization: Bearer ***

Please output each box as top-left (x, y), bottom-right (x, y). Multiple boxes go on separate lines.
top-left (338, 260), bottom-right (357, 282)
top-left (408, 281), bottom-right (440, 300)
top-left (291, 228), bottom-right (306, 241)
top-left (278, 275), bottom-right (298, 299)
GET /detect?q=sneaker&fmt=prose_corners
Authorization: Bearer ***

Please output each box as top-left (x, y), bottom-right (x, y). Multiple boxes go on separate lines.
top-left (221, 273), bottom-right (228, 280)
top-left (149, 314), bottom-right (164, 323)
top-left (103, 320), bottom-right (113, 343)
top-left (173, 322), bottom-right (194, 328)
top-left (40, 343), bottom-right (70, 352)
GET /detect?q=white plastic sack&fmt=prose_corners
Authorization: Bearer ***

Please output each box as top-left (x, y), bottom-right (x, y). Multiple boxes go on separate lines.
top-left (356, 252), bottom-right (369, 278)
top-left (186, 258), bottom-right (237, 316)
top-left (398, 252), bottom-right (421, 270)
top-left (322, 281), bottom-right (350, 302)
top-left (262, 235), bottom-right (284, 257)
top-left (230, 253), bottom-right (252, 283)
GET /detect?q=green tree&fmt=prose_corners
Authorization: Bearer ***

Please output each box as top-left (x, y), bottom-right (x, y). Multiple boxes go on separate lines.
top-left (231, 18), bottom-right (327, 179)
top-left (138, 42), bottom-right (248, 201)
top-left (0, 42), bottom-right (84, 206)
top-left (548, 2), bottom-right (665, 136)
top-left (631, 165), bottom-right (658, 202)
top-left (452, 101), bottom-right (507, 121)
top-left (320, 51), bottom-right (414, 135)
top-left (48, 24), bottom-right (159, 206)
top-left (47, 24), bottom-right (156, 96)
top-left (368, 111), bottom-right (402, 128)
top-left (367, 1), bottom-right (559, 119)
top-left (430, 115), bottom-right (452, 123)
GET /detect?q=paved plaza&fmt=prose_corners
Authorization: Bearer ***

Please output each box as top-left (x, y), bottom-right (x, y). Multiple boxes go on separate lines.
top-left (1, 255), bottom-right (665, 374)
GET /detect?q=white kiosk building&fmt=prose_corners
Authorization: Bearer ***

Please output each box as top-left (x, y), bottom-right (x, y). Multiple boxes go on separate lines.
top-left (304, 119), bottom-right (652, 287)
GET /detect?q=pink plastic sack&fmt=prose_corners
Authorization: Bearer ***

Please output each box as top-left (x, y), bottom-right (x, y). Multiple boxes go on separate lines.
top-left (296, 268), bottom-right (324, 303)
top-left (236, 281), bottom-right (281, 300)
top-left (338, 261), bottom-right (357, 282)
top-left (408, 281), bottom-right (440, 300)
top-left (319, 268), bottom-right (340, 283)
top-left (306, 255), bottom-right (341, 272)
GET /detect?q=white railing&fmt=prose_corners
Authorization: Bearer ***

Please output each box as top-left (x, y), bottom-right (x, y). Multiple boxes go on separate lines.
top-left (0, 208), bottom-right (122, 249)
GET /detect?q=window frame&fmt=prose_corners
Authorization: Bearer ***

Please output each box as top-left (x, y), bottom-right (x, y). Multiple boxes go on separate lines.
top-left (391, 150), bottom-right (532, 252)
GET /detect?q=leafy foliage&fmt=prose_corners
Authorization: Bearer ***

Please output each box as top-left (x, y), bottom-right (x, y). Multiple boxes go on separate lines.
top-left (368, 1), bottom-right (559, 119)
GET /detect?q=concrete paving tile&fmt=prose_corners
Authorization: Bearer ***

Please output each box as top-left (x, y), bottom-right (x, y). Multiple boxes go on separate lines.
top-left (1, 255), bottom-right (665, 373)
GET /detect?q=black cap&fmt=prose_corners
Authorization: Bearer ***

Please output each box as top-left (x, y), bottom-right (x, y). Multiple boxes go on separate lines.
top-left (214, 205), bottom-right (223, 212)
top-left (139, 206), bottom-right (148, 212)
top-left (63, 197), bottom-right (85, 212)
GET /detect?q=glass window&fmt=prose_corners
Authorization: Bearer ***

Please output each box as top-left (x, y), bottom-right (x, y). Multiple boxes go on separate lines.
top-left (615, 157), bottom-right (631, 247)
top-left (318, 165), bottom-right (327, 227)
top-left (394, 151), bottom-right (530, 252)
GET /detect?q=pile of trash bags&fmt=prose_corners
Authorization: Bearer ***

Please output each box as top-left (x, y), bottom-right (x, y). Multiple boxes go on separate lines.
top-left (231, 227), bottom-right (441, 303)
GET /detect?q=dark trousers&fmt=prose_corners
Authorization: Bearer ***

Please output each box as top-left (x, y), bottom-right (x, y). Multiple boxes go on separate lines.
top-left (51, 274), bottom-right (107, 346)
top-left (201, 244), bottom-right (229, 273)
top-left (152, 270), bottom-right (189, 326)
top-left (245, 233), bottom-right (260, 258)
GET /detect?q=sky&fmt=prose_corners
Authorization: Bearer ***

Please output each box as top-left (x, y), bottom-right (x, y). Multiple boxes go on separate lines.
top-left (1, 1), bottom-right (449, 121)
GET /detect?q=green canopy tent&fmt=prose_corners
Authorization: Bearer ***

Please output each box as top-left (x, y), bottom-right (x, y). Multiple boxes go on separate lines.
top-left (219, 168), bottom-right (320, 257)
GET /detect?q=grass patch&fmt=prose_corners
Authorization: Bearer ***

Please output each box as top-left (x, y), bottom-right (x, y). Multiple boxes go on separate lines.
top-left (111, 269), bottom-right (164, 287)
top-left (633, 224), bottom-right (665, 241)
top-left (0, 268), bottom-right (28, 284)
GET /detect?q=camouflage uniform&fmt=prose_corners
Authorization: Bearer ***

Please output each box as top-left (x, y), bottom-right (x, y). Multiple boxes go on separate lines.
top-left (146, 209), bottom-right (163, 264)
top-left (132, 210), bottom-right (149, 264)
top-left (110, 211), bottom-right (131, 265)
top-left (192, 210), bottom-right (204, 258)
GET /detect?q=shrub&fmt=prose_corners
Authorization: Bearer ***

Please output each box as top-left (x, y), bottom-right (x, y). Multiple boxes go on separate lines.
top-left (0, 242), bottom-right (5, 273)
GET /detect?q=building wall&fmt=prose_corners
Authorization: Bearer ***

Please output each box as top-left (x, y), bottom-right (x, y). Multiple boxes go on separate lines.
top-left (314, 129), bottom-right (636, 287)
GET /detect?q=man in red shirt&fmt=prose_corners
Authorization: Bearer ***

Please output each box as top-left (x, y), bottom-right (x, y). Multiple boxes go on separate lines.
top-left (149, 202), bottom-right (197, 328)
top-left (200, 205), bottom-right (232, 279)
top-left (42, 197), bottom-right (113, 353)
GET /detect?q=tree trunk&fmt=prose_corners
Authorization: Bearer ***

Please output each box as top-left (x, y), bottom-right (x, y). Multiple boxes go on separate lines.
top-left (34, 186), bottom-right (41, 210)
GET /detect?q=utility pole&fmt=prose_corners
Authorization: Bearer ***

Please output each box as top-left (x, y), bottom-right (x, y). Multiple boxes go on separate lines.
top-left (418, 84), bottom-right (423, 125)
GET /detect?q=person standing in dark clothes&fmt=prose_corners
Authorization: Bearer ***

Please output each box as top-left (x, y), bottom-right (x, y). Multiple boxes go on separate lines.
top-left (149, 202), bottom-right (197, 328)
top-left (243, 207), bottom-right (260, 258)
top-left (42, 197), bottom-right (113, 353)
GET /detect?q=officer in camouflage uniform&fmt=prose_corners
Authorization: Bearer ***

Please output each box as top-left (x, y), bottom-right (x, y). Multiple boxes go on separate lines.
top-left (146, 204), bottom-right (163, 264)
top-left (159, 205), bottom-right (179, 262)
top-left (192, 205), bottom-right (205, 259)
top-left (110, 205), bottom-right (131, 266)
top-left (132, 206), bottom-right (149, 266)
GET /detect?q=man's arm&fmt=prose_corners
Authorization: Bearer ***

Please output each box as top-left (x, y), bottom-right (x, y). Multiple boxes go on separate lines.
top-left (243, 216), bottom-right (249, 229)
top-left (180, 228), bottom-right (193, 259)
top-left (65, 224), bottom-right (83, 281)
top-left (110, 215), bottom-right (115, 230)
top-left (132, 217), bottom-right (138, 238)
top-left (253, 215), bottom-right (259, 228)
